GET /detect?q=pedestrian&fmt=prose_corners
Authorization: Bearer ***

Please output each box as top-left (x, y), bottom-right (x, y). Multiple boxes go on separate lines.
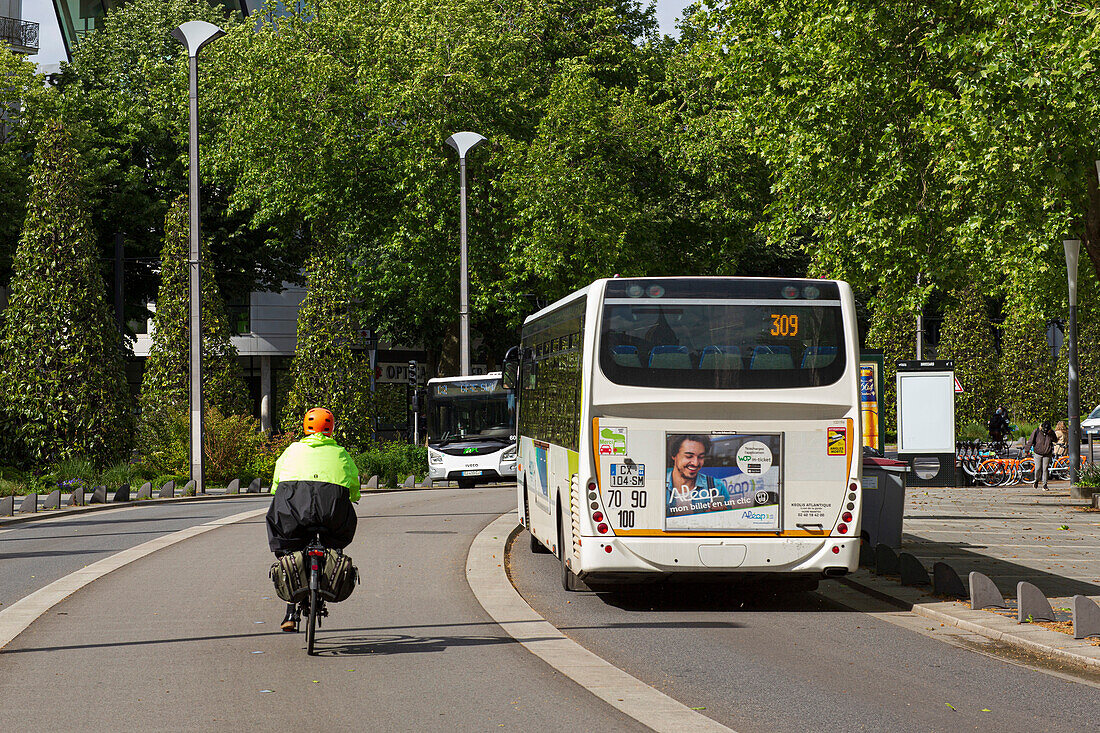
top-left (1053, 420), bottom-right (1068, 457)
top-left (1027, 421), bottom-right (1058, 491)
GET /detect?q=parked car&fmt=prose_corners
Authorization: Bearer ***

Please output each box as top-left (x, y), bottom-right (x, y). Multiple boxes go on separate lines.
top-left (1081, 404), bottom-right (1100, 437)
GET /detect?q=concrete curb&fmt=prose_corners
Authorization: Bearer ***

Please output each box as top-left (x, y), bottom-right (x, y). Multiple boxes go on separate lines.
top-left (841, 571), bottom-right (1100, 670)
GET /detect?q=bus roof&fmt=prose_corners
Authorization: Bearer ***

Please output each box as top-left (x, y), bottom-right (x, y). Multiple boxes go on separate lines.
top-left (521, 276), bottom-right (848, 326)
top-left (426, 372), bottom-right (503, 386)
top-left (521, 283), bottom-right (594, 327)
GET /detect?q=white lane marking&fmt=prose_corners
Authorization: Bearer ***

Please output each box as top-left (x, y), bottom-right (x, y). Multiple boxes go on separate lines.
top-left (0, 507), bottom-right (268, 651)
top-left (467, 513), bottom-right (735, 733)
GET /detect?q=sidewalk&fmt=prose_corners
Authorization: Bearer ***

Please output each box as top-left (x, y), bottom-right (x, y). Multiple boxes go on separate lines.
top-left (845, 479), bottom-right (1100, 669)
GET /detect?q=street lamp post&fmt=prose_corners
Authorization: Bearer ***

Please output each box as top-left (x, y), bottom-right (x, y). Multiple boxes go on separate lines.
top-left (1064, 239), bottom-right (1085, 498)
top-left (444, 131), bottom-right (487, 376)
top-left (172, 20), bottom-right (224, 494)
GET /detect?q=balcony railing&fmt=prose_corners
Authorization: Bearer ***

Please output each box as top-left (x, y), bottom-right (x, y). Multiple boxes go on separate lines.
top-left (0, 16), bottom-right (39, 54)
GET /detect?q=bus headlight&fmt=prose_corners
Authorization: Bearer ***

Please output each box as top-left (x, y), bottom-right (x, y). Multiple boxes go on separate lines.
top-left (501, 445), bottom-right (517, 462)
top-left (428, 449), bottom-right (444, 465)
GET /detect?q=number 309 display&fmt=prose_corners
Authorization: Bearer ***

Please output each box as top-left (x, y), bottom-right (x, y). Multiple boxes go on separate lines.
top-left (770, 314), bottom-right (798, 337)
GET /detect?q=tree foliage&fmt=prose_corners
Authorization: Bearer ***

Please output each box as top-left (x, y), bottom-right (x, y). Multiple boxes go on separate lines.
top-left (0, 49), bottom-right (53, 285)
top-left (281, 240), bottom-right (374, 451)
top-left (52, 0), bottom-right (303, 315)
top-left (139, 194), bottom-right (249, 418)
top-left (0, 122), bottom-right (133, 466)
top-left (935, 287), bottom-right (999, 427)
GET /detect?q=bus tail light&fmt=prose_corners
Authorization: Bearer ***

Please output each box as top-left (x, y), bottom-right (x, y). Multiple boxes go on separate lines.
top-left (831, 546), bottom-right (841, 554)
top-left (837, 523), bottom-right (849, 534)
top-left (597, 523), bottom-right (609, 534)
top-left (604, 545), bottom-right (613, 553)
top-left (842, 512), bottom-right (852, 523)
top-left (593, 511), bottom-right (604, 522)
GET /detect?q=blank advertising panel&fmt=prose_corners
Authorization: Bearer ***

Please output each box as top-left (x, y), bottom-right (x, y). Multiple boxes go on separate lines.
top-left (897, 372), bottom-right (955, 453)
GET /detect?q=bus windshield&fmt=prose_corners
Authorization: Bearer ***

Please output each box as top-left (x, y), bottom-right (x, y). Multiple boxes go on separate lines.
top-left (428, 380), bottom-right (515, 444)
top-left (599, 279), bottom-right (846, 389)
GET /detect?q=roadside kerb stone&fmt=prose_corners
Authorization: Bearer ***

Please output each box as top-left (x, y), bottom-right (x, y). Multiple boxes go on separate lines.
top-left (842, 569), bottom-right (1100, 669)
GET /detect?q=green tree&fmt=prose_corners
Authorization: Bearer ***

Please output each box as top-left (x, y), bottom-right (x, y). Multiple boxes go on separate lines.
top-left (139, 194), bottom-right (249, 417)
top-left (935, 287), bottom-right (999, 428)
top-left (207, 0), bottom-right (741, 371)
top-left (53, 0), bottom-right (302, 318)
top-left (999, 302), bottom-right (1058, 426)
top-left (0, 48), bottom-right (54, 286)
top-left (865, 288), bottom-right (917, 437)
top-left (281, 240), bottom-right (374, 451)
top-left (0, 121), bottom-right (133, 466)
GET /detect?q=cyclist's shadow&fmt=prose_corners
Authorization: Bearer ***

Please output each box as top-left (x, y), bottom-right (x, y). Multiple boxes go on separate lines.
top-left (310, 632), bottom-right (520, 657)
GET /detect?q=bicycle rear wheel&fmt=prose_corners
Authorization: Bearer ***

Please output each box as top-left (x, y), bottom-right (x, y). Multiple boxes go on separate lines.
top-left (306, 587), bottom-right (318, 655)
top-left (1019, 458), bottom-right (1035, 485)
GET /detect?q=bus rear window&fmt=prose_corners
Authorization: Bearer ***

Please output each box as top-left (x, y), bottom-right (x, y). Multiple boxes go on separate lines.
top-left (599, 300), bottom-right (846, 389)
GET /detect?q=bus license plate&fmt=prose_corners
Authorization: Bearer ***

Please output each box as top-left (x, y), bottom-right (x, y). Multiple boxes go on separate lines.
top-left (609, 463), bottom-right (644, 487)
top-left (461, 470), bottom-right (483, 477)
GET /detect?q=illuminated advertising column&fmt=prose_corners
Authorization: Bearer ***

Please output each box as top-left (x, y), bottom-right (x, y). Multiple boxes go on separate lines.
top-left (859, 351), bottom-right (885, 455)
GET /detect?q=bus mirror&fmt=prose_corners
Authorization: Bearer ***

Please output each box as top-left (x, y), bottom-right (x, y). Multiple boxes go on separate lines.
top-left (502, 346), bottom-right (520, 389)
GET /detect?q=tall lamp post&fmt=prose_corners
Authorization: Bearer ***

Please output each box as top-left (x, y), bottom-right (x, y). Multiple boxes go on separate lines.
top-left (1064, 239), bottom-right (1084, 498)
top-left (444, 131), bottom-right (487, 376)
top-left (172, 20), bottom-right (224, 494)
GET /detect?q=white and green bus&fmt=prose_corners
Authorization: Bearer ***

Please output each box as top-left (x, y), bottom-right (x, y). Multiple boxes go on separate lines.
top-left (426, 373), bottom-right (517, 489)
top-left (505, 277), bottom-right (862, 591)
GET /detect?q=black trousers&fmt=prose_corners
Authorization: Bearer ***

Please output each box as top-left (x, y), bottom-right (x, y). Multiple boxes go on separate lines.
top-left (266, 480), bottom-right (357, 554)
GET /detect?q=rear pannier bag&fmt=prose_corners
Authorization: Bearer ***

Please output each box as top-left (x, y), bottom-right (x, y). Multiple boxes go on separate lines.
top-left (321, 549), bottom-right (359, 602)
top-left (270, 550), bottom-right (309, 602)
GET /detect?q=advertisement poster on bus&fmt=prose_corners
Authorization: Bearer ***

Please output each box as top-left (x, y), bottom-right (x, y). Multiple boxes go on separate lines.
top-left (859, 351), bottom-right (885, 455)
top-left (664, 433), bottom-right (782, 531)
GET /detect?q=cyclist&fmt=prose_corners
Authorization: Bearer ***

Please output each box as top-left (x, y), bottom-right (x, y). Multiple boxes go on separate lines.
top-left (987, 407), bottom-right (1010, 447)
top-left (265, 407), bottom-right (360, 631)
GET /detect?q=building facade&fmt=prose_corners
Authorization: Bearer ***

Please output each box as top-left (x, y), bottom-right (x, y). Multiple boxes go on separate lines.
top-left (1, 0), bottom-right (38, 54)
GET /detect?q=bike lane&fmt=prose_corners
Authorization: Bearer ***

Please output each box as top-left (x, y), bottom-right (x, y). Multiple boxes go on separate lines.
top-left (0, 488), bottom-right (647, 732)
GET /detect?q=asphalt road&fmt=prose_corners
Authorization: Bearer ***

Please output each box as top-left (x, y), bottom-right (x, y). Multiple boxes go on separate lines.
top-left (0, 488), bottom-right (646, 732)
top-left (4, 488), bottom-right (1097, 732)
top-left (0, 498), bottom-right (272, 610)
top-left (509, 523), bottom-right (1100, 732)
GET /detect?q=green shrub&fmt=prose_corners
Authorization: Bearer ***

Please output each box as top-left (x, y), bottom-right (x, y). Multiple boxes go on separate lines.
top-left (136, 408), bottom-right (190, 476)
top-left (957, 421), bottom-right (987, 441)
top-left (354, 442), bottom-right (428, 488)
top-left (203, 408), bottom-right (268, 484)
top-left (245, 431), bottom-right (297, 484)
top-left (1075, 462), bottom-right (1100, 489)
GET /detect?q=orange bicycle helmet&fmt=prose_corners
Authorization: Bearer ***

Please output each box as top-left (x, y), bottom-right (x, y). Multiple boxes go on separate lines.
top-left (303, 407), bottom-right (335, 436)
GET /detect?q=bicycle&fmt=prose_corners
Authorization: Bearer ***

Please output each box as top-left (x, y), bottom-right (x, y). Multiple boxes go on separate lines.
top-left (1048, 453), bottom-right (1091, 483)
top-left (299, 530), bottom-right (329, 656)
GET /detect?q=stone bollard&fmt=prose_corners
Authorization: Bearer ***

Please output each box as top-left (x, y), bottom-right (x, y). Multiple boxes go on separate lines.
top-left (0, 495), bottom-right (13, 517)
top-left (226, 479), bottom-right (241, 494)
top-left (114, 484), bottom-right (133, 502)
top-left (43, 489), bottom-right (61, 510)
top-left (182, 480), bottom-right (196, 497)
top-left (135, 483), bottom-right (152, 500)
top-left (19, 493), bottom-right (38, 513)
top-left (158, 480), bottom-right (175, 499)
top-left (90, 486), bottom-right (107, 504)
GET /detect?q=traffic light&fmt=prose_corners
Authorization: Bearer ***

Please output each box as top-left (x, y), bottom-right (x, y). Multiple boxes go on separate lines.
top-left (408, 360), bottom-right (417, 385)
